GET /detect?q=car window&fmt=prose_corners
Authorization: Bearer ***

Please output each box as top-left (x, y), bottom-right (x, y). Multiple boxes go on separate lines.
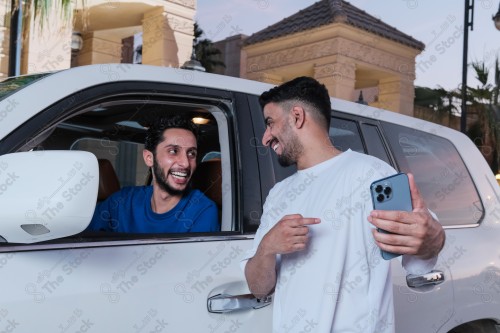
top-left (0, 73), bottom-right (54, 101)
top-left (24, 96), bottom-right (235, 240)
top-left (361, 123), bottom-right (392, 166)
top-left (382, 122), bottom-right (484, 226)
top-left (72, 139), bottom-right (149, 187)
top-left (330, 117), bottom-right (365, 153)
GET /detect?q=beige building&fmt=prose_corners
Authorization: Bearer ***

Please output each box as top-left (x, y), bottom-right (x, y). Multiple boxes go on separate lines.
top-left (0, 0), bottom-right (423, 116)
top-left (214, 0), bottom-right (425, 116)
top-left (0, 0), bottom-right (196, 78)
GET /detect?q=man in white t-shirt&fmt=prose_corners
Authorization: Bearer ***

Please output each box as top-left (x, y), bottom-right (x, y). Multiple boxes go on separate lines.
top-left (241, 77), bottom-right (445, 333)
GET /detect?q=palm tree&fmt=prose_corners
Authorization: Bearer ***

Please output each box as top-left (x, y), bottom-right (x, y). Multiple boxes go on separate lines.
top-left (414, 86), bottom-right (458, 122)
top-left (193, 22), bottom-right (225, 73)
top-left (493, 57), bottom-right (500, 105)
top-left (9, 0), bottom-right (75, 75)
top-left (469, 61), bottom-right (494, 104)
top-left (466, 58), bottom-right (500, 172)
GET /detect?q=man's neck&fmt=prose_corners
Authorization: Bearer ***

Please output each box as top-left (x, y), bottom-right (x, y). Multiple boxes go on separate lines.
top-left (150, 184), bottom-right (183, 214)
top-left (296, 135), bottom-right (342, 170)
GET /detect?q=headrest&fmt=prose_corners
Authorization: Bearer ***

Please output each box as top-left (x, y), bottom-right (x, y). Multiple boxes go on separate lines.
top-left (191, 158), bottom-right (222, 208)
top-left (97, 159), bottom-right (121, 201)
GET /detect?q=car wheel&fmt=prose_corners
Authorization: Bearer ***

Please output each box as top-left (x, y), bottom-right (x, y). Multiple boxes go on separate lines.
top-left (448, 320), bottom-right (498, 333)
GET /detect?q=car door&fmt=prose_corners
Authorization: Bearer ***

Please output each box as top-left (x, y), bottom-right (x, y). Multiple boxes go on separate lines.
top-left (0, 74), bottom-right (273, 332)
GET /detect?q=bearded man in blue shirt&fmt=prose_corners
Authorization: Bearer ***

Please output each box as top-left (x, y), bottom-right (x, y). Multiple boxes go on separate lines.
top-left (87, 115), bottom-right (219, 233)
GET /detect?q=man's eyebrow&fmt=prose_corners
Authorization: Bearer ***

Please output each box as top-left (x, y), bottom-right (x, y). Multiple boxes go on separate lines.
top-left (163, 143), bottom-right (197, 149)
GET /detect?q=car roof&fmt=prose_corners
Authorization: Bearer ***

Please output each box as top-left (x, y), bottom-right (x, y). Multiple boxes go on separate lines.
top-left (0, 64), bottom-right (464, 144)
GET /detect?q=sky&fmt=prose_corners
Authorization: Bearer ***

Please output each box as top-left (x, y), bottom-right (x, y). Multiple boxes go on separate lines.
top-left (196, 0), bottom-right (500, 91)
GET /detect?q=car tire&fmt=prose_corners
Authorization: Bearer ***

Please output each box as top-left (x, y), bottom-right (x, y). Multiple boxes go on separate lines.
top-left (448, 320), bottom-right (498, 333)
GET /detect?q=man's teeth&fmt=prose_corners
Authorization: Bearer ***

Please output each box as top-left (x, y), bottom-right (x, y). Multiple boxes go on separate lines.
top-left (273, 142), bottom-right (280, 152)
top-left (171, 171), bottom-right (188, 178)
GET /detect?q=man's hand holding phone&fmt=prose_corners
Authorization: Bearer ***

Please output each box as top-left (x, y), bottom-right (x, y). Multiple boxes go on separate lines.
top-left (368, 173), bottom-right (445, 260)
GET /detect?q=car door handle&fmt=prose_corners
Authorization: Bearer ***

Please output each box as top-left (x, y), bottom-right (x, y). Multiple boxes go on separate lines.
top-left (207, 293), bottom-right (272, 313)
top-left (406, 270), bottom-right (445, 288)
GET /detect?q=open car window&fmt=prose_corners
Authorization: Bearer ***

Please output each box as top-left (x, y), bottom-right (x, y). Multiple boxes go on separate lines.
top-left (18, 94), bottom-right (235, 243)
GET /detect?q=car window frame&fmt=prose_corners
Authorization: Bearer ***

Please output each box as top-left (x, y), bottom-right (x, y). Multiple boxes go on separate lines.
top-left (0, 82), bottom-right (263, 251)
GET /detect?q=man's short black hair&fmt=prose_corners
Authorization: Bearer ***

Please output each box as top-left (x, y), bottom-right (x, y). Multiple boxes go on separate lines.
top-left (144, 115), bottom-right (199, 153)
top-left (259, 76), bottom-right (332, 130)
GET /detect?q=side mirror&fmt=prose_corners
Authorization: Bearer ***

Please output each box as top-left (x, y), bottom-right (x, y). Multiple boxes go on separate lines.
top-left (0, 151), bottom-right (98, 243)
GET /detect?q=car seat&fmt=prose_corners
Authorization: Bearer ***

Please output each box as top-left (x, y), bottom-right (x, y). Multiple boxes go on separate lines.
top-left (97, 159), bottom-right (121, 202)
top-left (191, 158), bottom-right (222, 216)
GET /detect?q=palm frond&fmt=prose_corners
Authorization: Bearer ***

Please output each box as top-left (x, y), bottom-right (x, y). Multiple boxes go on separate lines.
top-left (471, 61), bottom-right (489, 86)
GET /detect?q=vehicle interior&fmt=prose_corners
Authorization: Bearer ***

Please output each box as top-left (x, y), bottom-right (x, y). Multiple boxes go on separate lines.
top-left (23, 97), bottom-right (231, 240)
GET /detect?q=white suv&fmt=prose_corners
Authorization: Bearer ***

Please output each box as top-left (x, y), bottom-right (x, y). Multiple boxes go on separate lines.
top-left (0, 64), bottom-right (499, 333)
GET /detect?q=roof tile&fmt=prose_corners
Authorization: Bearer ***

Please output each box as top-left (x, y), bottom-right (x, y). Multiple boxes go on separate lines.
top-left (244, 0), bottom-right (425, 50)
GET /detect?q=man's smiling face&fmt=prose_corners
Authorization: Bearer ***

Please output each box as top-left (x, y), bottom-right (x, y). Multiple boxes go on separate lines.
top-left (149, 128), bottom-right (198, 196)
top-left (261, 102), bottom-right (303, 167)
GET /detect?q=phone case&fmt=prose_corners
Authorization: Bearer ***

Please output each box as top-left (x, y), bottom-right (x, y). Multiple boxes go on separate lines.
top-left (370, 173), bottom-right (413, 260)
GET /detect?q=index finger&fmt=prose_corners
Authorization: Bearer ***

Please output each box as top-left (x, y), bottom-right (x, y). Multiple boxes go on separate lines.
top-left (281, 215), bottom-right (320, 227)
top-left (369, 209), bottom-right (415, 226)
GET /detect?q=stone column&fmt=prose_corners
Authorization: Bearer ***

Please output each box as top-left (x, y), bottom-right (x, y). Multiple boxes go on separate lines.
top-left (141, 4), bottom-right (194, 68)
top-left (75, 32), bottom-right (122, 66)
top-left (376, 77), bottom-right (414, 116)
top-left (314, 62), bottom-right (356, 101)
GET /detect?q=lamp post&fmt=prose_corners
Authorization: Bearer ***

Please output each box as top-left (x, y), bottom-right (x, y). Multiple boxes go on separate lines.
top-left (8, 0), bottom-right (22, 77)
top-left (461, 0), bottom-right (474, 134)
top-left (462, 1), bottom-right (500, 134)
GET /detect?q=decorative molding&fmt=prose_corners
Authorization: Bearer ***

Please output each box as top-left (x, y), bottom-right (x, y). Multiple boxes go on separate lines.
top-left (168, 0), bottom-right (195, 9)
top-left (247, 39), bottom-right (339, 72)
top-left (246, 36), bottom-right (415, 77)
top-left (314, 62), bottom-right (355, 80)
top-left (337, 38), bottom-right (415, 76)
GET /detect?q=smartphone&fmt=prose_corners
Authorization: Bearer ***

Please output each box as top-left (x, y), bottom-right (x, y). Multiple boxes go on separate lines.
top-left (370, 173), bottom-right (413, 260)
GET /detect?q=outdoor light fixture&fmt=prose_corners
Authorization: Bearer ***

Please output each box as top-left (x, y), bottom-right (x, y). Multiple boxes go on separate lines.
top-left (71, 32), bottom-right (83, 53)
top-left (355, 91), bottom-right (368, 105)
top-left (181, 41), bottom-right (206, 72)
top-left (493, 2), bottom-right (500, 30)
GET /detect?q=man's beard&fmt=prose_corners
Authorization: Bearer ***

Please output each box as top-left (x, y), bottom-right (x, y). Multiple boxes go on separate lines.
top-left (152, 156), bottom-right (189, 196)
top-left (277, 124), bottom-right (303, 167)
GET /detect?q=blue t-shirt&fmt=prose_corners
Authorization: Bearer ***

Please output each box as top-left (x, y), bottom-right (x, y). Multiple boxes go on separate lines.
top-left (87, 186), bottom-right (219, 233)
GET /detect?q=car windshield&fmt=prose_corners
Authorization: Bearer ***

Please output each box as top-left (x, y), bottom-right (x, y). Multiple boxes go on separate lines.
top-left (0, 72), bottom-right (55, 101)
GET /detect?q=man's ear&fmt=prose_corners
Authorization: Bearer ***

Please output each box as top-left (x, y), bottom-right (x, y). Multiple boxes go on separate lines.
top-left (291, 106), bottom-right (305, 129)
top-left (143, 149), bottom-right (154, 167)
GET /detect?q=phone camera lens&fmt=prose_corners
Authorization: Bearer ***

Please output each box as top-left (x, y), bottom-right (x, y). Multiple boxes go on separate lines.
top-left (375, 185), bottom-right (383, 193)
top-left (384, 187), bottom-right (392, 195)
top-left (377, 194), bottom-right (384, 202)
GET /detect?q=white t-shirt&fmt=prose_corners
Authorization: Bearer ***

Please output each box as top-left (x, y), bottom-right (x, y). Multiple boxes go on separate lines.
top-left (241, 150), bottom-right (436, 333)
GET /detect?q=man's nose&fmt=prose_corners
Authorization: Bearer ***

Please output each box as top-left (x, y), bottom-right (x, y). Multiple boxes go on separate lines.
top-left (262, 127), bottom-right (272, 146)
top-left (177, 152), bottom-right (189, 167)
